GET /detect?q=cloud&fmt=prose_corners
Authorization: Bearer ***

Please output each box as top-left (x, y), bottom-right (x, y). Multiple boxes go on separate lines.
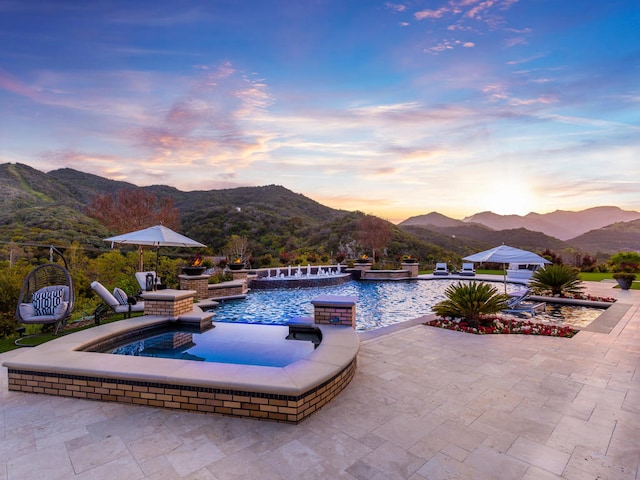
top-left (411, 0), bottom-right (521, 53)
top-left (385, 2), bottom-right (407, 13)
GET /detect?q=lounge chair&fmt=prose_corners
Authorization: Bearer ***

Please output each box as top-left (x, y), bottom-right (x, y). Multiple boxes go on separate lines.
top-left (433, 263), bottom-right (449, 276)
top-left (135, 271), bottom-right (162, 292)
top-left (459, 263), bottom-right (476, 276)
top-left (91, 281), bottom-right (144, 323)
top-left (15, 263), bottom-right (75, 336)
top-left (502, 288), bottom-right (545, 316)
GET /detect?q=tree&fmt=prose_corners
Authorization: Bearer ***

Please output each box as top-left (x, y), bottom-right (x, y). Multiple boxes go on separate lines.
top-left (86, 188), bottom-right (180, 233)
top-left (608, 251), bottom-right (640, 273)
top-left (223, 235), bottom-right (250, 263)
top-left (357, 215), bottom-right (393, 261)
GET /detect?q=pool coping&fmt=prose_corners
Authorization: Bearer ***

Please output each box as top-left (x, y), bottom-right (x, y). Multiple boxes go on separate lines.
top-left (3, 316), bottom-right (360, 423)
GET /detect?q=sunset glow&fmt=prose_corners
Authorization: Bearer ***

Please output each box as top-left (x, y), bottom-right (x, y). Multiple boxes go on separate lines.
top-left (1, 1), bottom-right (638, 222)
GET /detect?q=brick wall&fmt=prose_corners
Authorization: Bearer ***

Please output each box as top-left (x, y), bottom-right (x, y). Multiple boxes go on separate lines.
top-left (7, 358), bottom-right (356, 424)
top-left (179, 276), bottom-right (210, 300)
top-left (144, 295), bottom-right (194, 317)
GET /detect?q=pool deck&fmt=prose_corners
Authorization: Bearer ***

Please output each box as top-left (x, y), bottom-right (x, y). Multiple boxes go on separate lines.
top-left (1, 281), bottom-right (639, 479)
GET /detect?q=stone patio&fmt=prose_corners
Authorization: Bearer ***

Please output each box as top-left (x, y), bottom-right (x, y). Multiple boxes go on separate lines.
top-left (1, 281), bottom-right (638, 479)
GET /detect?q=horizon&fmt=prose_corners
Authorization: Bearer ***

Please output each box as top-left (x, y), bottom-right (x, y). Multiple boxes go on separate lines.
top-left (1, 1), bottom-right (639, 222)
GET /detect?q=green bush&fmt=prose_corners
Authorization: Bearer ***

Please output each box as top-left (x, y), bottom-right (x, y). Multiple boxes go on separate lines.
top-left (0, 313), bottom-right (18, 338)
top-left (529, 264), bottom-right (584, 296)
top-left (433, 282), bottom-right (510, 328)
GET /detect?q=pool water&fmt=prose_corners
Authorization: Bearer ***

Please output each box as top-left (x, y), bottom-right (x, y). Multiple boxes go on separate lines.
top-left (213, 279), bottom-right (524, 331)
top-left (110, 323), bottom-right (316, 367)
top-left (531, 304), bottom-right (603, 329)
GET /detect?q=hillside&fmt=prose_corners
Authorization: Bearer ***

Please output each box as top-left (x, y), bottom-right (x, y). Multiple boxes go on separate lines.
top-left (569, 219), bottom-right (640, 254)
top-left (0, 163), bottom-right (452, 263)
top-left (400, 212), bottom-right (466, 228)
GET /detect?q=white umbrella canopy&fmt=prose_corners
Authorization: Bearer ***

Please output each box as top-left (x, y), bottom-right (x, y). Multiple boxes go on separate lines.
top-left (462, 244), bottom-right (551, 292)
top-left (105, 225), bottom-right (206, 271)
top-left (462, 245), bottom-right (551, 265)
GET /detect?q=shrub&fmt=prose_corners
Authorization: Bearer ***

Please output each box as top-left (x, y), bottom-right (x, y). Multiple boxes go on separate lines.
top-left (529, 264), bottom-right (584, 296)
top-left (0, 313), bottom-right (18, 339)
top-left (432, 282), bottom-right (510, 328)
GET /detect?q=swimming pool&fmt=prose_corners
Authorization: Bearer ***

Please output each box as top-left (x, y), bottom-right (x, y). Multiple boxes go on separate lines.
top-left (212, 279), bottom-right (523, 331)
top-left (108, 323), bottom-right (319, 367)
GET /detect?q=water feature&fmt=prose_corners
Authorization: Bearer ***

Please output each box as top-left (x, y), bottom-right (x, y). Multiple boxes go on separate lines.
top-left (250, 264), bottom-right (351, 290)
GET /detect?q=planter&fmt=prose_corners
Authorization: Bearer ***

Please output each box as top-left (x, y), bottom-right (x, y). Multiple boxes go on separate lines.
top-left (182, 266), bottom-right (206, 276)
top-left (615, 277), bottom-right (634, 290)
top-left (229, 263), bottom-right (244, 271)
top-left (402, 259), bottom-right (418, 264)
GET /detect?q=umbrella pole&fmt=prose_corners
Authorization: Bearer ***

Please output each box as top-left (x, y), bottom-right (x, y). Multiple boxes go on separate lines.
top-left (503, 263), bottom-right (507, 293)
top-left (138, 245), bottom-right (144, 272)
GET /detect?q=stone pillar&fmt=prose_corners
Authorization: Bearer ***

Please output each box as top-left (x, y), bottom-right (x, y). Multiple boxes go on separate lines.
top-left (178, 274), bottom-right (211, 300)
top-left (353, 262), bottom-right (372, 272)
top-left (231, 270), bottom-right (249, 282)
top-left (141, 289), bottom-right (196, 318)
top-left (401, 262), bottom-right (420, 278)
top-left (311, 295), bottom-right (357, 329)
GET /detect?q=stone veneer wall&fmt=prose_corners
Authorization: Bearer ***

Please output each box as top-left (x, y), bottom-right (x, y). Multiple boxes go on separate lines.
top-left (142, 294), bottom-right (194, 317)
top-left (401, 263), bottom-right (420, 278)
top-left (178, 275), bottom-right (210, 300)
top-left (361, 270), bottom-right (411, 280)
top-left (7, 359), bottom-right (356, 424)
top-left (207, 281), bottom-right (247, 298)
top-left (311, 296), bottom-right (357, 328)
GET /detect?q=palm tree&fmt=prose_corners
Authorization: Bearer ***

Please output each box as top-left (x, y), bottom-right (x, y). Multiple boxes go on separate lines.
top-left (529, 264), bottom-right (584, 296)
top-left (433, 282), bottom-right (510, 328)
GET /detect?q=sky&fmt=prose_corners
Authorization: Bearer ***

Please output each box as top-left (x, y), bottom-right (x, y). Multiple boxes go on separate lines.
top-left (1, 0), bottom-right (639, 223)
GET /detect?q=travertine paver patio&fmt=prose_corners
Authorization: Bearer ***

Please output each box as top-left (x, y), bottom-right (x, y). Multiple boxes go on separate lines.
top-left (1, 281), bottom-right (638, 479)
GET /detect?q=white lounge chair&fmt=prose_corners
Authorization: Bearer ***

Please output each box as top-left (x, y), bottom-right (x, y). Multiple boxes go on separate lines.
top-left (459, 263), bottom-right (476, 276)
top-left (135, 271), bottom-right (161, 292)
top-left (502, 288), bottom-right (545, 316)
top-left (433, 263), bottom-right (449, 276)
top-left (91, 281), bottom-right (144, 323)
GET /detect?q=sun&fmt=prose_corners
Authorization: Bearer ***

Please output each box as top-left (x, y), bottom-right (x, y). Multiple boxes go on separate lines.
top-left (483, 180), bottom-right (538, 216)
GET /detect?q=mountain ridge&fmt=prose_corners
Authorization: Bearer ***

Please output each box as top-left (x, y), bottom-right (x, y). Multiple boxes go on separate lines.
top-left (402, 206), bottom-right (640, 241)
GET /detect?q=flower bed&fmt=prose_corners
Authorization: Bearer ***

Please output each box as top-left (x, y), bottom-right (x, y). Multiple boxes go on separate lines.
top-left (550, 293), bottom-right (616, 303)
top-left (426, 317), bottom-right (578, 338)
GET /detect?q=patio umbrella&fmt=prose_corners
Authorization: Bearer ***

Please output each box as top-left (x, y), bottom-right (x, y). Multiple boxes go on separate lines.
top-left (105, 225), bottom-right (206, 271)
top-left (462, 244), bottom-right (551, 291)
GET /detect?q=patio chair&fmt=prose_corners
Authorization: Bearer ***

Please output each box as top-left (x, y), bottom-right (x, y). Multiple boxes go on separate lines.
top-left (91, 281), bottom-right (144, 324)
top-left (433, 263), bottom-right (449, 276)
top-left (459, 263), bottom-right (476, 276)
top-left (502, 288), bottom-right (545, 316)
top-left (15, 263), bottom-right (75, 337)
top-left (135, 271), bottom-right (162, 292)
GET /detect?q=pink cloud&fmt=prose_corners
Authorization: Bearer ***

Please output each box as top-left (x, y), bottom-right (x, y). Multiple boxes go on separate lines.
top-left (415, 7), bottom-right (449, 20)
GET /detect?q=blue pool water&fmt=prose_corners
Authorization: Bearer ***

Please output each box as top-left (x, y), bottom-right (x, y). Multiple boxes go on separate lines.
top-left (111, 323), bottom-right (316, 367)
top-left (213, 279), bottom-right (523, 331)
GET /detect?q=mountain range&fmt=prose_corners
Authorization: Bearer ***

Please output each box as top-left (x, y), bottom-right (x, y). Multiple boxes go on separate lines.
top-left (400, 207), bottom-right (640, 241)
top-left (1, 162), bottom-right (638, 260)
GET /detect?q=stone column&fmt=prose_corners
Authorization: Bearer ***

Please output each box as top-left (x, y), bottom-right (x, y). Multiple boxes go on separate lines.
top-left (140, 289), bottom-right (196, 318)
top-left (311, 295), bottom-right (357, 329)
top-left (401, 262), bottom-right (420, 278)
top-left (178, 274), bottom-right (211, 300)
